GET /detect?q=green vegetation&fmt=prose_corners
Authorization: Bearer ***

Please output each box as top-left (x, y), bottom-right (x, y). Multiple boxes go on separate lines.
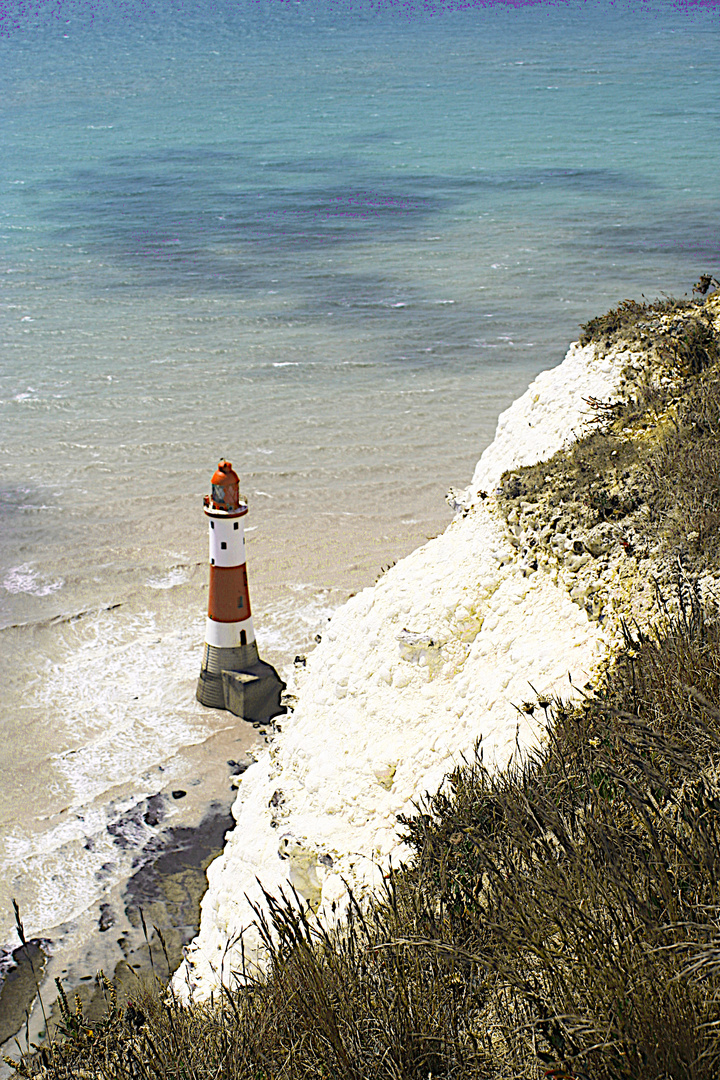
top-left (499, 293), bottom-right (720, 589)
top-left (7, 294), bottom-right (720, 1079)
top-left (577, 296), bottom-right (694, 351)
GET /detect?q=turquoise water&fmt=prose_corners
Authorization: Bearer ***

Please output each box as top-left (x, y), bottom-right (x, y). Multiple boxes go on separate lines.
top-left (0, 0), bottom-right (718, 1002)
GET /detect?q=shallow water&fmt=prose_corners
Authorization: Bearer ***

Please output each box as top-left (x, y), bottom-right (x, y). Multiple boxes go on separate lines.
top-left (0, 0), bottom-right (718, 1013)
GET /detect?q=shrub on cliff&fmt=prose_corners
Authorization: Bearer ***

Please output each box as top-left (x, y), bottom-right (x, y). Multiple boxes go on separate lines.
top-left (578, 295), bottom-right (693, 350)
top-left (499, 294), bottom-right (720, 586)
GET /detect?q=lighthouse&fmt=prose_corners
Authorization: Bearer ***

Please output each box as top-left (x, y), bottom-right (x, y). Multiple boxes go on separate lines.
top-left (196, 460), bottom-right (285, 722)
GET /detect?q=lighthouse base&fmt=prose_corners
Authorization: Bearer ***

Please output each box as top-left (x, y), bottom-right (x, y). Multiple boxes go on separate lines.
top-left (196, 642), bottom-right (285, 722)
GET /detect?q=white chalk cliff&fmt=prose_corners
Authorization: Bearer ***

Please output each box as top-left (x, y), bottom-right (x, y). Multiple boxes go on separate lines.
top-left (174, 339), bottom-right (636, 1002)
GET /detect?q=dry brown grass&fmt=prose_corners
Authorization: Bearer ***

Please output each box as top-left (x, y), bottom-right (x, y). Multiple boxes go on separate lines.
top-left (400, 583), bottom-right (720, 1078)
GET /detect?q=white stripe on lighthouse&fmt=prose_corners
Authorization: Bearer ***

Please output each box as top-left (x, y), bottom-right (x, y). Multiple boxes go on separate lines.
top-left (208, 517), bottom-right (246, 567)
top-left (205, 616), bottom-right (256, 649)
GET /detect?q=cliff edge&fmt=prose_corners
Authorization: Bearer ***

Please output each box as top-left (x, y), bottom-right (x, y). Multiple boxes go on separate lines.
top-left (174, 294), bottom-right (720, 1002)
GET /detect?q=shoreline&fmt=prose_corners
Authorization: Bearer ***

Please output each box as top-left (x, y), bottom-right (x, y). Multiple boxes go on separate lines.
top-left (0, 717), bottom-right (275, 1065)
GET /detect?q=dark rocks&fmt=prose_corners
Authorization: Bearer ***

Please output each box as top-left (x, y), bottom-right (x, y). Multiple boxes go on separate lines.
top-left (98, 904), bottom-right (115, 933)
top-left (0, 940), bottom-right (49, 1046)
top-left (227, 759), bottom-right (249, 776)
top-left (143, 794), bottom-right (166, 828)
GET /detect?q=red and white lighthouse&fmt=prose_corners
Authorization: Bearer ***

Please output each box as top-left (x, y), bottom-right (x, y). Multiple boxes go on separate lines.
top-left (196, 460), bottom-right (285, 721)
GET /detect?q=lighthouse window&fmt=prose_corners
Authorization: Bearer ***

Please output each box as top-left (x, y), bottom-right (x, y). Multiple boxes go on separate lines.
top-left (234, 522), bottom-right (239, 530)
top-left (221, 541), bottom-right (227, 549)
top-left (210, 521), bottom-right (215, 529)
top-left (240, 630), bottom-right (247, 645)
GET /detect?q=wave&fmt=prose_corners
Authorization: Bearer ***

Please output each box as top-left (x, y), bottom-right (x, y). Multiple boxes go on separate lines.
top-left (2, 564), bottom-right (64, 597)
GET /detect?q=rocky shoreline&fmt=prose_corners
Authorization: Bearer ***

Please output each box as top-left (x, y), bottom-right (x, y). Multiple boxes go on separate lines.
top-left (0, 798), bottom-right (235, 1066)
top-left (0, 720), bottom-right (273, 1066)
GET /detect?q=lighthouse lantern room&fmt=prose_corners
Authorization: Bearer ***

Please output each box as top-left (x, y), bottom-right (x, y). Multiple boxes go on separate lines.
top-left (196, 460), bottom-right (285, 721)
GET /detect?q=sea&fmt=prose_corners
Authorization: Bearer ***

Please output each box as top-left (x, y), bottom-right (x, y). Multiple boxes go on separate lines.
top-left (1, 0), bottom-right (718, 1034)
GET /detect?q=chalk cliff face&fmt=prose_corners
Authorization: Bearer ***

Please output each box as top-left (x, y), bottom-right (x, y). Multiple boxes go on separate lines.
top-left (174, 339), bottom-right (638, 1003)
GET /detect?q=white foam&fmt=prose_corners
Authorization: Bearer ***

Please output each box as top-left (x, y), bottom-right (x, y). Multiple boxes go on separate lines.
top-left (146, 568), bottom-right (189, 590)
top-left (2, 564), bottom-right (64, 597)
top-left (0, 794), bottom-right (155, 937)
top-left (0, 606), bottom-right (220, 945)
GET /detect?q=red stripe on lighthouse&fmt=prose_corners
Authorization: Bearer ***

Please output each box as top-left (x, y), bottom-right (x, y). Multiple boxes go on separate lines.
top-left (207, 564), bottom-right (252, 623)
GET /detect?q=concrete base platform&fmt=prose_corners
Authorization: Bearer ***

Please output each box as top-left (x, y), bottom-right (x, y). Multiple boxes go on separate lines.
top-left (196, 642), bottom-right (286, 721)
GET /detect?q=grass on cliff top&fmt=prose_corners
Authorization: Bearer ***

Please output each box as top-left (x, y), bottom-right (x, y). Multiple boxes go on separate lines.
top-left (499, 293), bottom-right (720, 578)
top-left (577, 295), bottom-right (696, 350)
top-left (8, 596), bottom-right (720, 1079)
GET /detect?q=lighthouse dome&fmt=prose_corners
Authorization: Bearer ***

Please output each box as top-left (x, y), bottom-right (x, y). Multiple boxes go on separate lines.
top-left (210, 460), bottom-right (241, 511)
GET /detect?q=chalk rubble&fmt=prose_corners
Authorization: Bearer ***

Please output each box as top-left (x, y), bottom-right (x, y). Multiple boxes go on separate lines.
top-left (173, 340), bottom-right (629, 1002)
